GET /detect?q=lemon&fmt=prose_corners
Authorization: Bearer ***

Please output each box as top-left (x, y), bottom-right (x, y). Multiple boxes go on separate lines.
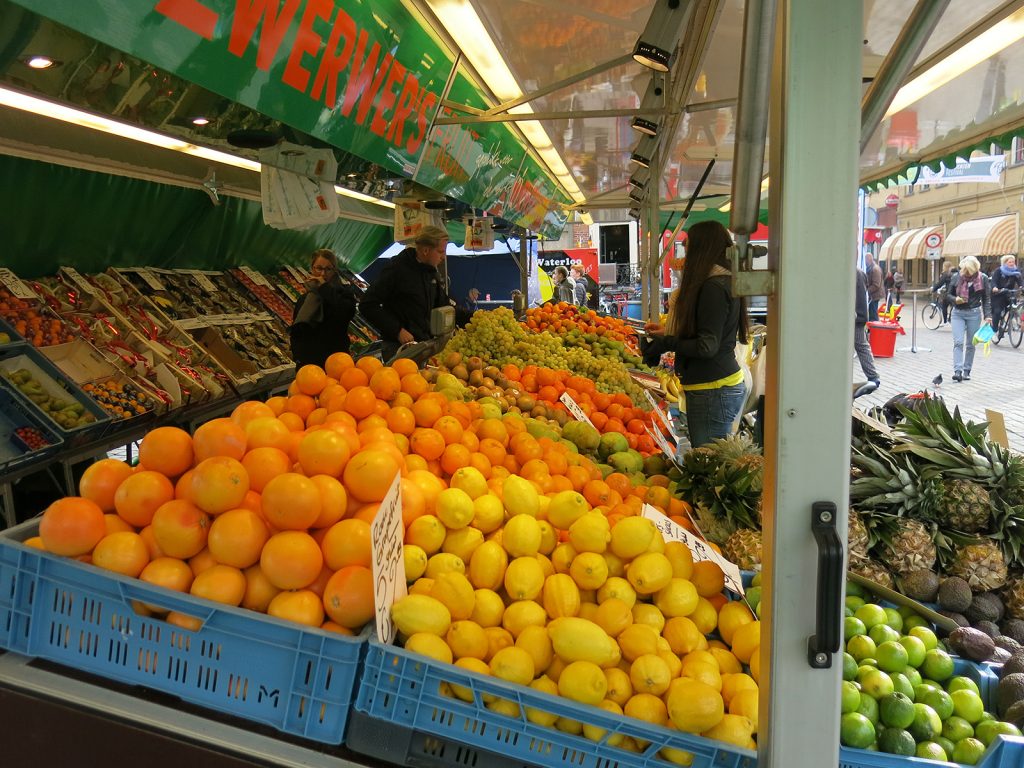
top-left (484, 626), bottom-right (514, 660)
top-left (721, 673), bottom-right (758, 706)
top-left (558, 660), bottom-right (608, 705)
top-left (391, 594), bottom-right (451, 636)
top-left (547, 617), bottom-right (618, 666)
top-left (664, 541), bottom-right (694, 579)
top-left (409, 577), bottom-right (435, 596)
top-left (403, 544), bottom-right (428, 581)
top-left (504, 556), bottom-right (545, 600)
top-left (471, 494), bottom-right (505, 533)
top-left (406, 515), bottom-right (446, 554)
top-left (502, 475), bottom-right (539, 518)
top-left (526, 676), bottom-right (560, 726)
top-left (663, 616), bottom-right (703, 655)
top-left (468, 540), bottom-right (507, 590)
top-left (582, 700), bottom-right (625, 746)
top-left (682, 649), bottom-right (720, 670)
top-left (659, 746), bottom-right (696, 766)
top-left (503, 514), bottom-right (542, 558)
top-left (646, 532), bottom-right (665, 554)
top-left (654, 578), bottom-right (699, 618)
top-left (660, 650), bottom-right (683, 679)
top-left (718, 601), bottom-right (756, 646)
top-left (604, 667), bottom-right (633, 706)
top-left (443, 527), bottom-right (484, 564)
top-left (551, 542), bottom-right (577, 574)
top-left (603, 551), bottom-right (626, 578)
top-left (436, 487), bottom-right (475, 529)
top-left (570, 551), bottom-right (609, 590)
top-left (537, 495), bottom-right (551, 520)
top-left (597, 576), bottom-right (637, 608)
top-left (680, 659), bottom-right (722, 692)
top-left (446, 620), bottom-right (489, 660)
top-left (730, 621), bottom-right (761, 664)
top-left (690, 597), bottom-right (719, 634)
top-left (709, 647), bottom-right (743, 674)
top-left (556, 716), bottom-right (583, 735)
top-left (486, 698), bottom-right (521, 718)
top-left (667, 678), bottom-right (725, 733)
top-left (627, 552), bottom-right (673, 595)
top-left (594, 598), bottom-right (634, 637)
top-left (569, 513), bottom-right (611, 553)
top-left (748, 646), bottom-right (760, 681)
top-left (515, 624), bottom-right (554, 673)
top-left (701, 713), bottom-right (755, 748)
top-left (610, 517), bottom-right (657, 560)
top-left (425, 552), bottom-right (466, 580)
top-left (546, 490), bottom-right (590, 529)
top-left (450, 466), bottom-right (488, 500)
top-left (471, 588), bottom-right (505, 627)
top-left (630, 653), bottom-right (672, 695)
top-left (502, 599), bottom-right (547, 637)
top-left (406, 632), bottom-right (453, 664)
top-left (631, 603), bottom-right (666, 633)
top-left (537, 520), bottom-right (558, 555)
top-left (624, 692), bottom-right (668, 726)
top-left (542, 573), bottom-right (581, 619)
top-left (489, 646), bottom-right (535, 686)
top-left (536, 553), bottom-right (554, 578)
top-left (578, 602), bottom-right (599, 622)
top-left (429, 571), bottom-right (476, 620)
top-left (729, 688), bottom-right (760, 729)
top-left (617, 623), bottom-right (660, 662)
top-left (450, 657), bottom-right (490, 701)
top-left (546, 655), bottom-right (567, 683)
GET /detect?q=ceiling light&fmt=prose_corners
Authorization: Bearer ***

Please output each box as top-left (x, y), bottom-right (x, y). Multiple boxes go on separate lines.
top-left (191, 116), bottom-right (211, 126)
top-left (632, 117), bottom-right (658, 137)
top-left (628, 188), bottom-right (646, 204)
top-left (629, 208), bottom-right (641, 219)
top-left (26, 56), bottom-right (57, 70)
top-left (628, 175), bottom-right (647, 190)
top-left (885, 7), bottom-right (1024, 117)
top-left (0, 85), bottom-right (395, 208)
top-left (632, 82), bottom-right (663, 136)
top-left (630, 152), bottom-right (651, 169)
top-left (632, 0), bottom-right (691, 72)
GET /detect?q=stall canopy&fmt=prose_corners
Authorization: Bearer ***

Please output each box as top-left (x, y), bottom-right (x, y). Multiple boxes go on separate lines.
top-left (877, 229), bottom-right (915, 263)
top-left (943, 214), bottom-right (1019, 259)
top-left (895, 225), bottom-right (945, 261)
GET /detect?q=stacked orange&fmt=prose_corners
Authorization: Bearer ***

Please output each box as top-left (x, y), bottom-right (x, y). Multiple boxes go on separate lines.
top-left (523, 303), bottom-right (640, 353)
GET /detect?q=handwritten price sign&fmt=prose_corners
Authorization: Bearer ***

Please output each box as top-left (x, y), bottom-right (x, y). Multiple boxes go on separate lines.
top-left (644, 389), bottom-right (678, 444)
top-left (559, 392), bottom-right (594, 427)
top-left (641, 504), bottom-right (745, 595)
top-left (0, 268), bottom-right (36, 300)
top-left (371, 471), bottom-right (407, 643)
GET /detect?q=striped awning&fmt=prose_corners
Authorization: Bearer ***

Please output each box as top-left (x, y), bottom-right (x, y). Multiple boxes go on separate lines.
top-left (877, 229), bottom-right (915, 262)
top-left (943, 215), bottom-right (1019, 258)
top-left (897, 225), bottom-right (945, 260)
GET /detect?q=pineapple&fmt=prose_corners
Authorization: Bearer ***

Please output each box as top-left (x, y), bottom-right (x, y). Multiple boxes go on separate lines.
top-left (848, 510), bottom-right (870, 563)
top-left (1000, 577), bottom-right (1024, 620)
top-left (939, 479), bottom-right (992, 534)
top-left (693, 502), bottom-right (736, 546)
top-left (848, 558), bottom-right (895, 590)
top-left (723, 528), bottom-right (761, 570)
top-left (946, 540), bottom-right (1008, 592)
top-left (879, 519), bottom-right (937, 575)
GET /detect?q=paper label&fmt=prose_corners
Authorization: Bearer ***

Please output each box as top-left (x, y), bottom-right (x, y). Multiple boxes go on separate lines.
top-left (371, 471), bottom-right (407, 643)
top-left (136, 268), bottom-right (166, 292)
top-left (285, 265), bottom-right (305, 282)
top-left (240, 266), bottom-right (271, 287)
top-left (641, 504), bottom-right (745, 595)
top-left (63, 267), bottom-right (96, 296)
top-left (559, 392), bottom-right (594, 427)
top-left (188, 271), bottom-right (218, 293)
top-left (645, 425), bottom-right (679, 464)
top-left (644, 389), bottom-right (678, 443)
top-left (0, 268), bottom-right (37, 300)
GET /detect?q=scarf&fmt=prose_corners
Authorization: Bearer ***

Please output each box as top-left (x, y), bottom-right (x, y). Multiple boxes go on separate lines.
top-left (957, 271), bottom-right (982, 300)
top-left (1000, 264), bottom-right (1021, 278)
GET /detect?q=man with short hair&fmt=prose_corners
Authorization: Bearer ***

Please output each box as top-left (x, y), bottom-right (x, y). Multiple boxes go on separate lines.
top-left (569, 264), bottom-right (589, 306)
top-left (865, 253), bottom-right (884, 321)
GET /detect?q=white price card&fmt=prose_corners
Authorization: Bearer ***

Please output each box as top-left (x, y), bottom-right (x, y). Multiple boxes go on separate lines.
top-left (644, 389), bottom-right (678, 444)
top-left (135, 268), bottom-right (166, 292)
top-left (641, 504), bottom-right (745, 595)
top-left (559, 391), bottom-right (594, 427)
top-left (645, 425), bottom-right (679, 465)
top-left (0, 268), bottom-right (37, 300)
top-left (240, 266), bottom-right (271, 287)
top-left (188, 271), bottom-right (218, 293)
top-left (371, 471), bottom-right (407, 643)
top-left (285, 265), bottom-right (306, 282)
top-left (62, 267), bottom-right (96, 295)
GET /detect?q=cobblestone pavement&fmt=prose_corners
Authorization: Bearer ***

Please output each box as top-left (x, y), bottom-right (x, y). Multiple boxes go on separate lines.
top-left (853, 299), bottom-right (1024, 450)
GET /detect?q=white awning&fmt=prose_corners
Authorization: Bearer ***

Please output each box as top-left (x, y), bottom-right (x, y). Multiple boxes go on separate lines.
top-left (897, 225), bottom-right (945, 260)
top-left (878, 229), bottom-right (915, 262)
top-left (943, 215), bottom-right (1018, 258)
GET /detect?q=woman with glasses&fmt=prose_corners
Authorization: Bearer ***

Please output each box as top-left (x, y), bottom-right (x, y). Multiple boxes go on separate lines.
top-left (288, 248), bottom-right (357, 368)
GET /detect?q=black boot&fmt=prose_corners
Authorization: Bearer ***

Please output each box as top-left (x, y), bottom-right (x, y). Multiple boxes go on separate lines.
top-left (953, 371), bottom-right (963, 382)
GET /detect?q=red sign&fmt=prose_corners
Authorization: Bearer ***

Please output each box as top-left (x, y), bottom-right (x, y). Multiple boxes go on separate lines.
top-left (885, 194), bottom-right (900, 208)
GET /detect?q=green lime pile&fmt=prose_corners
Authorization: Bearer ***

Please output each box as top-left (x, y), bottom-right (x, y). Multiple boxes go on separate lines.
top-left (840, 586), bottom-right (1022, 764)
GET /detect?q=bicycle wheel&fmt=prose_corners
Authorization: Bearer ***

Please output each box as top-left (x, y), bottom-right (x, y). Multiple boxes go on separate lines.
top-left (921, 302), bottom-right (942, 330)
top-left (1010, 309), bottom-right (1023, 348)
top-left (993, 315), bottom-right (1004, 345)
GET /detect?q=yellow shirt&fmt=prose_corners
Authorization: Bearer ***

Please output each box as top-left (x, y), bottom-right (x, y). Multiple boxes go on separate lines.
top-left (680, 370), bottom-right (744, 391)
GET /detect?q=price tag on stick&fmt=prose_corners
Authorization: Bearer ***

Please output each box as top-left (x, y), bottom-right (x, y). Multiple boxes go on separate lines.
top-left (559, 391), bottom-right (594, 427)
top-left (136, 268), bottom-right (166, 292)
top-left (63, 267), bottom-right (96, 296)
top-left (644, 389), bottom-right (678, 443)
top-left (641, 504), bottom-right (745, 595)
top-left (0, 268), bottom-right (37, 300)
top-left (240, 266), bottom-right (271, 287)
top-left (371, 471), bottom-right (407, 643)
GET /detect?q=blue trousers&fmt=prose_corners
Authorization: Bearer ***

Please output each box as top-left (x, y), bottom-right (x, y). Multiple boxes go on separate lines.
top-left (685, 382), bottom-right (748, 448)
top-left (950, 306), bottom-right (982, 374)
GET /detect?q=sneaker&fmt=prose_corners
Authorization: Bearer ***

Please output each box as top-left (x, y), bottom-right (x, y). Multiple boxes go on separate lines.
top-left (963, 371), bottom-right (971, 381)
top-left (953, 371), bottom-right (963, 382)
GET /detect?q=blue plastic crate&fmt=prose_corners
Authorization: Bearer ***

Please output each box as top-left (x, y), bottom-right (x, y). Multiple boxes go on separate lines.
top-left (352, 639), bottom-right (757, 768)
top-left (0, 316), bottom-right (26, 348)
top-left (0, 521), bottom-right (364, 744)
top-left (840, 736), bottom-right (1024, 768)
top-left (0, 385), bottom-right (63, 474)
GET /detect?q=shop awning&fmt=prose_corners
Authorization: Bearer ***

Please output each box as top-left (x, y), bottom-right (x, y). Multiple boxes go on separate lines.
top-left (943, 215), bottom-right (1019, 259)
top-left (878, 229), bottom-right (915, 263)
top-left (897, 225), bottom-right (945, 261)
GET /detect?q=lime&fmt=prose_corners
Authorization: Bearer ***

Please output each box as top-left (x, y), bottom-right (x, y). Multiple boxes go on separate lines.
top-left (844, 616), bottom-right (867, 640)
top-left (914, 683), bottom-right (940, 701)
top-left (915, 741), bottom-right (948, 761)
top-left (898, 635), bottom-right (927, 668)
top-left (950, 689), bottom-right (985, 724)
top-left (860, 669), bottom-right (896, 700)
top-left (746, 586), bottom-right (762, 608)
top-left (840, 713), bottom-right (877, 749)
top-left (855, 604), bottom-right (889, 629)
top-left (942, 715), bottom-right (974, 742)
top-left (877, 727), bottom-right (915, 756)
top-left (974, 718), bottom-right (1000, 747)
top-left (859, 659), bottom-right (879, 670)
top-left (992, 721), bottom-right (1022, 738)
top-left (920, 649), bottom-right (954, 682)
top-left (890, 673), bottom-right (916, 701)
top-left (903, 667), bottom-right (922, 688)
top-left (856, 692), bottom-right (880, 724)
top-left (847, 635), bottom-right (877, 662)
top-left (907, 703), bottom-right (942, 742)
top-left (869, 623), bottom-right (901, 646)
top-left (980, 711), bottom-right (997, 723)
top-left (876, 641), bottom-right (909, 673)
top-left (908, 625), bottom-right (938, 651)
top-left (751, 571), bottom-right (762, 587)
top-left (919, 688), bottom-right (954, 720)
top-left (841, 681), bottom-right (862, 714)
top-left (947, 676), bottom-right (980, 696)
top-left (845, 607), bottom-right (854, 618)
top-left (935, 736), bottom-right (956, 759)
top-left (903, 614), bottom-right (929, 631)
top-left (879, 692), bottom-right (916, 729)
top-left (846, 596), bottom-right (866, 612)
top-left (846, 580), bottom-right (867, 599)
top-left (883, 608), bottom-right (903, 632)
top-left (843, 652), bottom-right (859, 681)
top-left (951, 737), bottom-right (987, 766)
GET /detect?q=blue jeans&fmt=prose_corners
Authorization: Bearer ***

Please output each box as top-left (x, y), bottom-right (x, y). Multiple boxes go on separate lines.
top-left (685, 382), bottom-right (748, 448)
top-left (951, 306), bottom-right (982, 374)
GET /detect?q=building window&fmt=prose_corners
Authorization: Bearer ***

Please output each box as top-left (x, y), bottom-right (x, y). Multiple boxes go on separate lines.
top-left (905, 184), bottom-right (915, 197)
top-left (1011, 136), bottom-right (1024, 166)
top-left (918, 183), bottom-right (930, 192)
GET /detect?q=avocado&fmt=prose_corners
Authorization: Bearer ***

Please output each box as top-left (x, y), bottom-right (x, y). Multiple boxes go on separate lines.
top-left (995, 635), bottom-right (1024, 656)
top-left (966, 592), bottom-right (1005, 624)
top-left (937, 577), bottom-right (973, 612)
top-left (948, 626), bottom-right (996, 662)
top-left (993, 647), bottom-right (1013, 663)
top-left (937, 610), bottom-right (969, 634)
top-left (975, 620), bottom-right (1001, 639)
top-left (1004, 699), bottom-right (1024, 728)
top-left (1002, 619), bottom-right (1024, 645)
top-left (997, 672), bottom-right (1024, 717)
top-left (901, 569), bottom-right (940, 602)
top-left (1001, 651), bottom-right (1024, 680)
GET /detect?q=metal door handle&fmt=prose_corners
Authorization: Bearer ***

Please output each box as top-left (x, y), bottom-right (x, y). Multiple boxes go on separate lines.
top-left (808, 502), bottom-right (843, 668)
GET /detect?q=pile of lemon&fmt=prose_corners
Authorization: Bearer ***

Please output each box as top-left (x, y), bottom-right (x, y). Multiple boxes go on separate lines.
top-left (392, 468), bottom-right (762, 756)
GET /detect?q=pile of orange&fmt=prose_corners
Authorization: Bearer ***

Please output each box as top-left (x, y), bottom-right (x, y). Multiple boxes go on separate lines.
top-left (523, 303), bottom-right (640, 352)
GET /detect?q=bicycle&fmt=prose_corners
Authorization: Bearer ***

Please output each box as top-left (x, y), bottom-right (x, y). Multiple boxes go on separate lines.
top-left (992, 290), bottom-right (1023, 348)
top-left (920, 289), bottom-right (946, 330)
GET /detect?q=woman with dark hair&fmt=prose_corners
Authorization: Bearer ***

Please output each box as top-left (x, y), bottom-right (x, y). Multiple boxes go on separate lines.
top-left (644, 221), bottom-right (748, 448)
top-left (289, 248), bottom-right (357, 368)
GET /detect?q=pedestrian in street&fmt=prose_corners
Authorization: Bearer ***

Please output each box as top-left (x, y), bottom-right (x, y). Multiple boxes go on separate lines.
top-left (932, 261), bottom-right (956, 324)
top-left (551, 266), bottom-right (576, 304)
top-left (892, 268), bottom-right (905, 305)
top-left (854, 266), bottom-right (879, 386)
top-left (990, 255), bottom-right (1022, 339)
top-left (865, 253), bottom-right (884, 320)
top-left (948, 255), bottom-right (992, 382)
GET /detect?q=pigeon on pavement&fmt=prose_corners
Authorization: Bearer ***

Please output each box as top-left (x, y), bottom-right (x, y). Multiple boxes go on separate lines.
top-left (932, 373), bottom-right (943, 387)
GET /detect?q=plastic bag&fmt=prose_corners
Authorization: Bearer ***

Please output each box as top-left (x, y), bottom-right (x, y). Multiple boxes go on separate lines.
top-left (973, 322), bottom-right (994, 356)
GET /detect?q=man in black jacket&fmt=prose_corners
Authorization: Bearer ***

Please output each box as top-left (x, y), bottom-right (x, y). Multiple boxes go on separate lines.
top-left (360, 226), bottom-right (472, 360)
top-left (854, 266), bottom-right (879, 385)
